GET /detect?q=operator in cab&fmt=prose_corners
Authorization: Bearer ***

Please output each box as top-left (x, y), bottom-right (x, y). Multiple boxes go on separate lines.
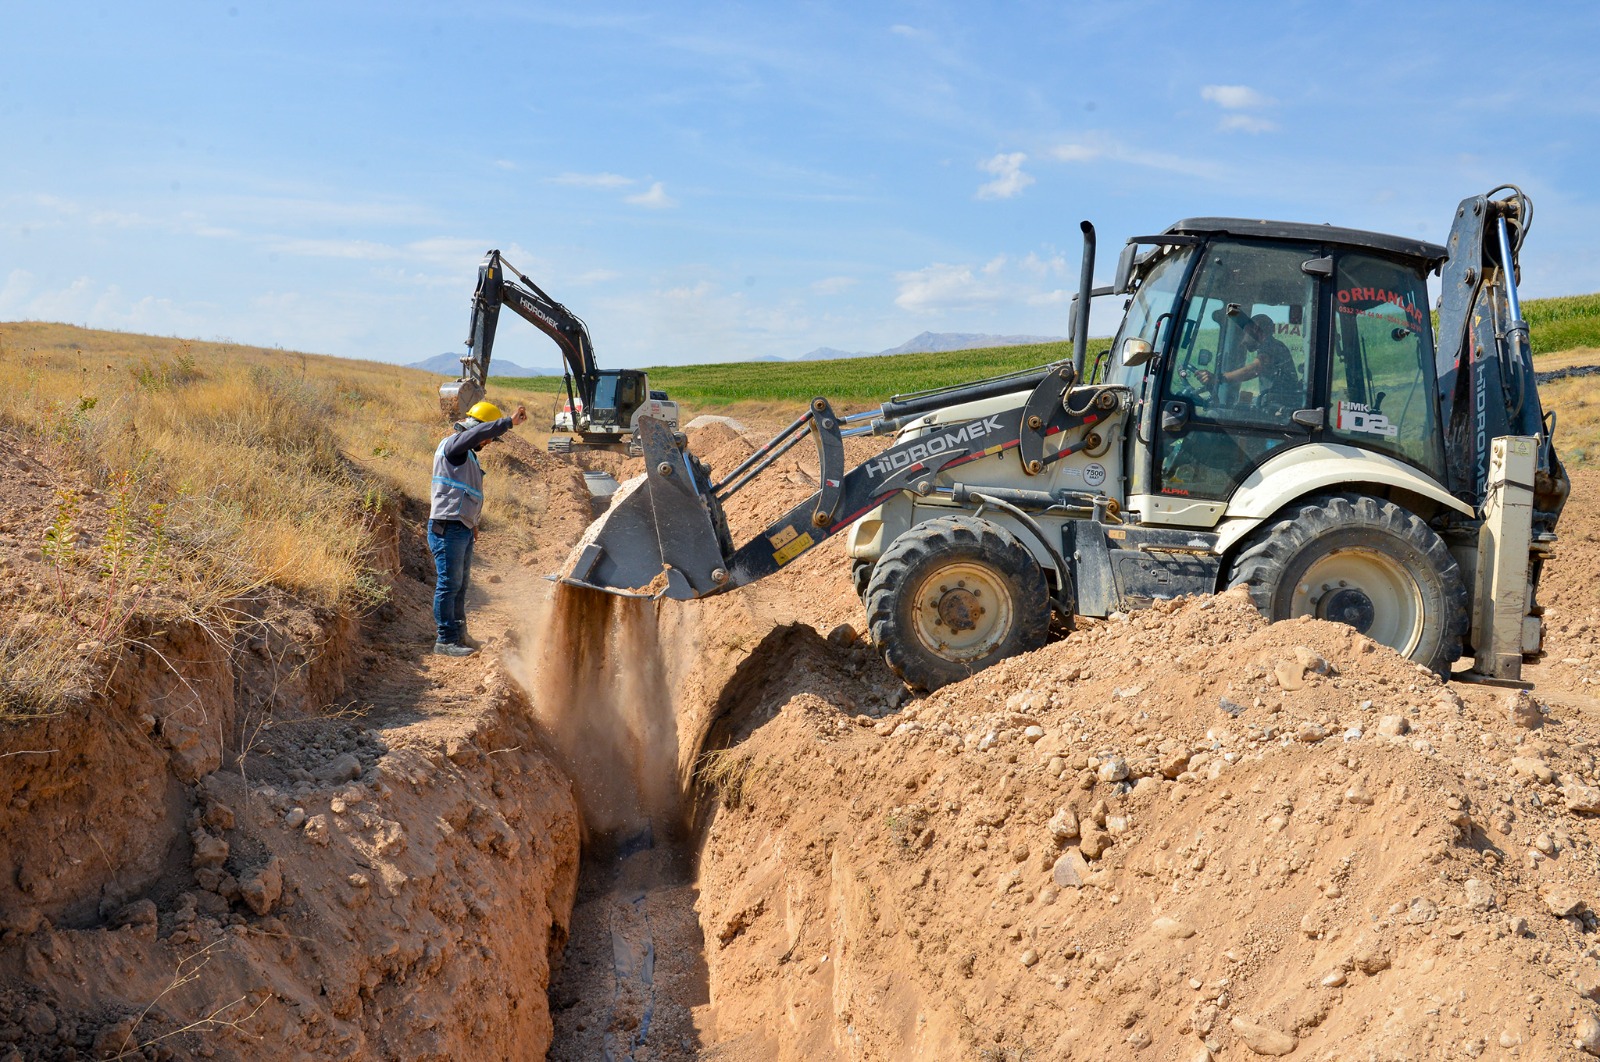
top-left (429, 400), bottom-right (528, 656)
top-left (1197, 313), bottom-right (1299, 408)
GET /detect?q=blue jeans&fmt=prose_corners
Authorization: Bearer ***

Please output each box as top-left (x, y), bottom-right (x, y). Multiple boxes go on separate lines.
top-left (427, 520), bottom-right (475, 644)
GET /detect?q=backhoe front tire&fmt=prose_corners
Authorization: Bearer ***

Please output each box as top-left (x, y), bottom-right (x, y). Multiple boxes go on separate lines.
top-left (851, 557), bottom-right (875, 602)
top-left (1227, 493), bottom-right (1468, 675)
top-left (865, 516), bottom-right (1051, 691)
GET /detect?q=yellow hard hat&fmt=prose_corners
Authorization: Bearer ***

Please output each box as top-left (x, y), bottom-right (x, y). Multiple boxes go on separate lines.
top-left (465, 400), bottom-right (503, 423)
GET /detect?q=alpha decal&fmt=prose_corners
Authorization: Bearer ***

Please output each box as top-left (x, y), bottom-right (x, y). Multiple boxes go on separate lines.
top-left (1336, 400), bottom-right (1398, 438)
top-left (863, 415), bottom-right (1005, 479)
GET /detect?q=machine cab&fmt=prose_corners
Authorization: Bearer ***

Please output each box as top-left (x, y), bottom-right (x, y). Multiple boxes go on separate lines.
top-left (1097, 220), bottom-right (1449, 526)
top-left (590, 369), bottom-right (647, 429)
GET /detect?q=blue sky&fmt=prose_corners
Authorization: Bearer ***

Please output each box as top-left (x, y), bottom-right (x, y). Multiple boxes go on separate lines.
top-left (4, 1), bottom-right (1600, 369)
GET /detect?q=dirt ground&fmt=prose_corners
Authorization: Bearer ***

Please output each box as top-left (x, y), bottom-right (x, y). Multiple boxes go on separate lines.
top-left (5, 403), bottom-right (1600, 1061)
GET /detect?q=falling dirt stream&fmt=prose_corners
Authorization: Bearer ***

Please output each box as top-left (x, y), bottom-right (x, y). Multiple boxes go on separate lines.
top-left (512, 585), bottom-right (718, 1060)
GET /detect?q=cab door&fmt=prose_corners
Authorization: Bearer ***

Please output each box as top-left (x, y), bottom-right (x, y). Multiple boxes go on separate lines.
top-left (1154, 239), bottom-right (1323, 510)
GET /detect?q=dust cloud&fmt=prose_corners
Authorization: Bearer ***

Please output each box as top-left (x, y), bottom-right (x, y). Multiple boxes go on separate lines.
top-left (509, 583), bottom-right (692, 843)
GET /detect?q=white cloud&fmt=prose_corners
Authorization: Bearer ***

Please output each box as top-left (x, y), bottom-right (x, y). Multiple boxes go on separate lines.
top-left (811, 275), bottom-right (857, 295)
top-left (976, 152), bottom-right (1034, 200)
top-left (894, 256), bottom-right (1068, 315)
top-left (890, 24), bottom-right (924, 38)
top-left (1201, 84), bottom-right (1272, 110)
top-left (1201, 85), bottom-right (1277, 134)
top-left (1219, 113), bottom-right (1278, 134)
top-left (1048, 136), bottom-right (1229, 181)
top-left (266, 237), bottom-right (398, 261)
top-left (406, 237), bottom-right (500, 268)
top-left (1052, 144), bottom-right (1103, 163)
top-left (0, 269), bottom-right (38, 316)
top-left (1018, 252), bottom-right (1069, 277)
top-left (549, 172), bottom-right (635, 188)
top-left (625, 182), bottom-right (678, 209)
top-left (494, 159), bottom-right (518, 171)
top-left (0, 270), bottom-right (207, 335)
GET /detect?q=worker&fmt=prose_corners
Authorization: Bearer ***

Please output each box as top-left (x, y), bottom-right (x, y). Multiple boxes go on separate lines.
top-left (1196, 314), bottom-right (1300, 408)
top-left (429, 400), bottom-right (528, 656)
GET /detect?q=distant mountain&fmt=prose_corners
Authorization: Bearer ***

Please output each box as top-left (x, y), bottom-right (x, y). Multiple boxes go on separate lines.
top-left (407, 352), bottom-right (562, 377)
top-left (881, 331), bottom-right (1063, 356)
top-left (794, 332), bottom-right (1064, 361)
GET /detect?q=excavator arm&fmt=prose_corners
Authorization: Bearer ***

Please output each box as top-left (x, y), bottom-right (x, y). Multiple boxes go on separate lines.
top-left (439, 250), bottom-right (599, 421)
top-left (1434, 186), bottom-right (1568, 526)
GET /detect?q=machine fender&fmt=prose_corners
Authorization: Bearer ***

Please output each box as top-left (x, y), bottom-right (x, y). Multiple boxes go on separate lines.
top-left (846, 497), bottom-right (915, 563)
top-left (1222, 443), bottom-right (1473, 538)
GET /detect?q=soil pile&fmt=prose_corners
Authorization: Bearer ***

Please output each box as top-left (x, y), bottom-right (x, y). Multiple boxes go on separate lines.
top-left (1530, 468), bottom-right (1600, 703)
top-left (691, 574), bottom-right (1600, 1059)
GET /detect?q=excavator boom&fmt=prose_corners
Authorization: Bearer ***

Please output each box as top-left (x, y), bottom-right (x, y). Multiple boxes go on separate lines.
top-left (440, 250), bottom-right (597, 423)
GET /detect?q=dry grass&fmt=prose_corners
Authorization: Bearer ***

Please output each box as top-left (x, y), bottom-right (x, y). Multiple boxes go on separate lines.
top-left (0, 321), bottom-right (543, 600)
top-left (1542, 368), bottom-right (1600, 468)
top-left (0, 321), bottom-right (545, 717)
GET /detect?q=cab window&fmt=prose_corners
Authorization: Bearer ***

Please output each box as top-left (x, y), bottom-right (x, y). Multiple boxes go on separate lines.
top-left (1163, 240), bottom-right (1314, 423)
top-left (1155, 240), bottom-right (1318, 501)
top-left (1329, 254), bottom-right (1443, 477)
top-left (1100, 248), bottom-right (1191, 389)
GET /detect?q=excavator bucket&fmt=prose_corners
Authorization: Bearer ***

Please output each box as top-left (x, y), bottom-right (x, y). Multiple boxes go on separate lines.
top-left (560, 416), bottom-right (733, 600)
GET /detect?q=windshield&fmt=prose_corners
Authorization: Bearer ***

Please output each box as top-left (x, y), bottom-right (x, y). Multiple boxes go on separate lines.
top-left (1100, 248), bottom-right (1192, 387)
top-left (592, 373), bottom-right (621, 412)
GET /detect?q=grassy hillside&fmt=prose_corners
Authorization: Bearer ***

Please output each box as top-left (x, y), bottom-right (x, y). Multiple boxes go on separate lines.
top-left (1526, 293), bottom-right (1600, 354)
top-left (0, 322), bottom-right (550, 606)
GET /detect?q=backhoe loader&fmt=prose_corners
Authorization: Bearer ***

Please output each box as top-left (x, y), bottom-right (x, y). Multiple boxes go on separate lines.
top-left (561, 187), bottom-right (1568, 690)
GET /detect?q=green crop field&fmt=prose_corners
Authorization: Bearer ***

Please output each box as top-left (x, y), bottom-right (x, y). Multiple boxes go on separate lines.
top-left (493, 293), bottom-right (1600, 410)
top-left (496, 339), bottom-right (1106, 408)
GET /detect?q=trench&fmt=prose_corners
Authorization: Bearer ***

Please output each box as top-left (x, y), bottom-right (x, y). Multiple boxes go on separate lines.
top-left (520, 577), bottom-right (870, 1060)
top-left (510, 584), bottom-right (716, 1060)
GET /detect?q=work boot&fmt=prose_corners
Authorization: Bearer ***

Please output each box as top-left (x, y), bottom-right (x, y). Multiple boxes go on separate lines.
top-left (433, 641), bottom-right (478, 658)
top-left (459, 631), bottom-right (484, 650)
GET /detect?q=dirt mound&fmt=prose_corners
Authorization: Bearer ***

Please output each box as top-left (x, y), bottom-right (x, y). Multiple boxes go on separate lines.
top-left (1533, 467), bottom-right (1600, 701)
top-left (693, 588), bottom-right (1600, 1059)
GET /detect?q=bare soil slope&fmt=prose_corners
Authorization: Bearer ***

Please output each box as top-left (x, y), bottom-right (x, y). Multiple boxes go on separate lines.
top-left (0, 431), bottom-right (584, 1060)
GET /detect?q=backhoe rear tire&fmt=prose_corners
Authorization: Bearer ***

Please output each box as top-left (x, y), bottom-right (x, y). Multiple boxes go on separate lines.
top-left (1226, 493), bottom-right (1468, 675)
top-left (865, 515), bottom-right (1051, 691)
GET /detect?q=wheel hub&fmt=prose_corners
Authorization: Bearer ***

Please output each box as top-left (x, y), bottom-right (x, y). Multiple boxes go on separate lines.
top-left (1317, 586), bottom-right (1375, 633)
top-left (911, 564), bottom-right (1013, 662)
top-left (933, 585), bottom-right (984, 632)
top-left (1290, 548), bottom-right (1423, 657)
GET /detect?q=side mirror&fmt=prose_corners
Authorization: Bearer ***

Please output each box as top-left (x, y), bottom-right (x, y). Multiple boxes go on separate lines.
top-left (1066, 297), bottom-right (1079, 339)
top-left (1121, 337), bottom-right (1154, 367)
top-left (1114, 242), bottom-right (1139, 294)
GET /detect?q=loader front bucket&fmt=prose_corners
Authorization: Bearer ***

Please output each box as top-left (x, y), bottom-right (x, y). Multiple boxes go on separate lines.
top-left (560, 415), bottom-right (733, 600)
